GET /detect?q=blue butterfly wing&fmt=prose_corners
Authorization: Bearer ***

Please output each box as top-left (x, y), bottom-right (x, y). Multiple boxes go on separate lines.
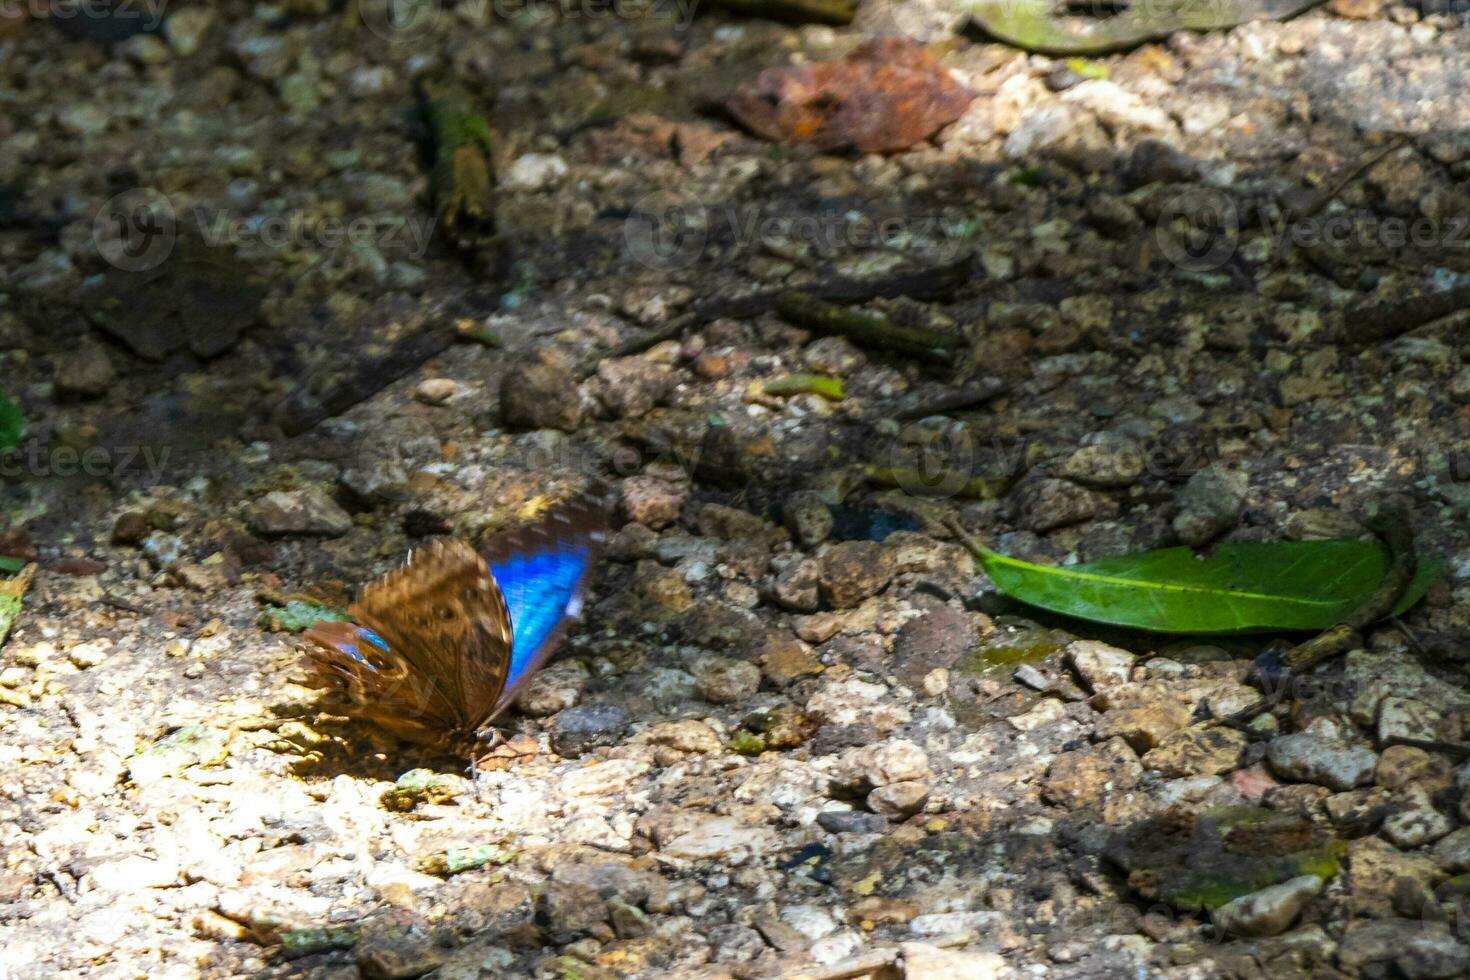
top-left (489, 543), bottom-right (591, 688)
top-left (481, 498), bottom-right (608, 715)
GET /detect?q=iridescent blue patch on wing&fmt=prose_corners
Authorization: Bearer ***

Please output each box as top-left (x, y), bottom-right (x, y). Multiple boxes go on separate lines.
top-left (489, 543), bottom-right (591, 689)
top-left (340, 627), bottom-right (391, 669)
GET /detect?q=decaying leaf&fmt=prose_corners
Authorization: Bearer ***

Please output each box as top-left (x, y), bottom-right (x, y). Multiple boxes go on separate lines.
top-left (726, 38), bottom-right (975, 154)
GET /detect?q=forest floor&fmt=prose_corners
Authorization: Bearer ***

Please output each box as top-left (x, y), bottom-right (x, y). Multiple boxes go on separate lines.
top-left (2, 0), bottom-right (1470, 976)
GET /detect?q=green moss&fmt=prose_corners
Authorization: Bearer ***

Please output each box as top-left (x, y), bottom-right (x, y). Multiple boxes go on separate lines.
top-left (260, 598), bottom-right (349, 633)
top-left (729, 731), bottom-right (766, 756)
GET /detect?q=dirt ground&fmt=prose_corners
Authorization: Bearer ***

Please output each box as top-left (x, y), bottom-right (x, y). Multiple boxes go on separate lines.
top-left (2, 0), bottom-right (1470, 976)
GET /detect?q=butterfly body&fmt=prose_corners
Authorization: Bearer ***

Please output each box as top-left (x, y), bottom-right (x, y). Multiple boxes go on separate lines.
top-left (302, 498), bottom-right (607, 747)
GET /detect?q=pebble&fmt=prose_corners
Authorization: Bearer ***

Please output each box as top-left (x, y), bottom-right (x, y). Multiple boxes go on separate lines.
top-left (620, 475), bottom-right (686, 530)
top-left (503, 153), bottom-right (568, 191)
top-left (1266, 730), bottom-right (1378, 791)
top-left (817, 541), bottom-right (894, 608)
top-left (1381, 784), bottom-right (1453, 847)
top-left (1172, 465), bottom-right (1247, 546)
top-left (816, 810), bottom-right (888, 834)
top-left (770, 558), bottom-right (821, 613)
top-left (513, 659), bottom-right (590, 717)
top-left (1053, 441), bottom-right (1145, 488)
top-left (1212, 875), bottom-right (1321, 937)
top-left (868, 780), bottom-right (929, 818)
top-left (413, 378), bottom-right (457, 404)
top-left (1016, 478), bottom-right (1117, 532)
top-left (55, 342), bottom-right (115, 399)
top-left (596, 357), bottom-right (673, 419)
top-left (1067, 640), bottom-right (1135, 691)
top-left (1041, 737), bottom-right (1143, 809)
top-left (551, 702), bottom-right (630, 758)
top-left (247, 488), bottom-right (352, 537)
top-left (693, 657), bottom-right (760, 703)
top-left (499, 361), bottom-right (582, 432)
top-left (783, 490), bottom-right (834, 548)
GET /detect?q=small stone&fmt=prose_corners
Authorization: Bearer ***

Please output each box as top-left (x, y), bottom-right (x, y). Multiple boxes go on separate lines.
top-left (836, 739), bottom-right (931, 788)
top-left (111, 510), bottom-right (150, 545)
top-left (1120, 138), bottom-right (1198, 188)
top-left (247, 488), bottom-right (352, 537)
top-left (1053, 441), bottom-right (1145, 488)
top-left (1042, 737), bottom-right (1143, 809)
top-left (596, 357), bottom-right (673, 419)
top-left (709, 924), bottom-right (766, 963)
top-left (1347, 836), bottom-right (1442, 918)
top-left (551, 703), bottom-right (630, 758)
top-left (818, 541), bottom-right (893, 608)
top-left (868, 780), bottom-right (929, 819)
top-left (1376, 745), bottom-right (1436, 789)
top-left (55, 341), bottom-right (115, 399)
top-left (414, 378), bottom-right (457, 404)
top-left (1378, 697), bottom-right (1447, 746)
top-left (621, 475), bottom-right (686, 530)
top-left (1430, 827), bottom-right (1470, 873)
top-left (1267, 731), bottom-right (1378, 791)
top-left (1212, 875), bottom-right (1321, 937)
top-left (659, 814), bottom-right (778, 864)
top-left (770, 558), bottom-right (821, 613)
top-left (1329, 0), bottom-right (1382, 18)
top-left (165, 7), bottom-right (214, 55)
top-left (1096, 700), bottom-right (1192, 752)
top-left (1007, 699), bottom-right (1067, 732)
top-left (128, 725), bottom-right (229, 784)
top-left (503, 153), bottom-right (568, 191)
top-left (693, 657), bottom-right (760, 704)
top-left (499, 361), bottom-right (581, 432)
top-left (68, 642), bottom-right (109, 668)
top-left (816, 810), bottom-right (888, 834)
top-left (758, 633), bottom-right (822, 686)
top-left (1399, 930), bottom-right (1470, 979)
top-left (901, 943), bottom-right (1004, 980)
top-left (1016, 478), bottom-right (1117, 532)
top-left (633, 720), bottom-right (723, 756)
top-left (802, 336), bottom-right (866, 375)
top-left (513, 659), bottom-right (590, 717)
top-left (1382, 784), bottom-right (1454, 848)
top-left (538, 882), bottom-right (607, 944)
top-left (1067, 640), bottom-right (1135, 691)
top-left (893, 606), bottom-right (980, 687)
top-left (783, 491), bottom-right (833, 548)
top-left (1172, 465), bottom-right (1247, 546)
top-left (90, 855), bottom-right (180, 891)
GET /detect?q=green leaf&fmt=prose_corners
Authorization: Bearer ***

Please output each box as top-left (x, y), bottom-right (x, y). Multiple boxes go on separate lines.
top-left (764, 374), bottom-right (844, 400)
top-left (0, 393), bottom-right (21, 454)
top-left (974, 537), bottom-right (1439, 634)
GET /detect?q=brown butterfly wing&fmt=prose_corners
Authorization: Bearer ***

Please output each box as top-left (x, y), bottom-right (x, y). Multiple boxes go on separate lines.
top-left (303, 538), bottom-right (513, 742)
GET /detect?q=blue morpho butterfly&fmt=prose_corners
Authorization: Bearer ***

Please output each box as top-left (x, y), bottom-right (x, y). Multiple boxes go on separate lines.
top-left (302, 498), bottom-right (608, 749)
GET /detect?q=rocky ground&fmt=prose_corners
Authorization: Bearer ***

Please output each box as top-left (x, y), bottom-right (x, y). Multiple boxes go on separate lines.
top-left (3, 0), bottom-right (1470, 977)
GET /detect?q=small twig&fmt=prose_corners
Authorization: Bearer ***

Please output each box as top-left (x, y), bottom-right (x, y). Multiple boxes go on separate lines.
top-left (575, 312), bottom-right (696, 380)
top-left (775, 292), bottom-right (962, 364)
top-left (1341, 283), bottom-right (1470, 347)
top-left (1289, 135), bottom-right (1410, 223)
top-left (888, 379), bottom-right (1008, 421)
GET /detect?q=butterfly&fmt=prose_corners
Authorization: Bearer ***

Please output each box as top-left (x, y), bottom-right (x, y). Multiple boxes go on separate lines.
top-left (301, 498), bottom-right (608, 748)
